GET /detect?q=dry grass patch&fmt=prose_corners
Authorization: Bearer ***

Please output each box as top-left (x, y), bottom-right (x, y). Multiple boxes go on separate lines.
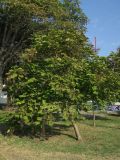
top-left (0, 143), bottom-right (120, 160)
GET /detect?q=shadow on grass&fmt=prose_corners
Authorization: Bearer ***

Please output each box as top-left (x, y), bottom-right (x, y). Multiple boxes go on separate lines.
top-left (46, 123), bottom-right (77, 140)
top-left (80, 113), bottom-right (109, 120)
top-left (0, 110), bottom-right (11, 135)
top-left (0, 107), bottom-right (75, 140)
top-left (0, 119), bottom-right (77, 140)
top-left (0, 122), bottom-right (8, 136)
top-left (107, 113), bottom-right (120, 117)
top-left (80, 113), bottom-right (120, 130)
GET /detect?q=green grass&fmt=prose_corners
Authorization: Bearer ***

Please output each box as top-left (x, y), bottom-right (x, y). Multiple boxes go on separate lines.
top-left (0, 110), bottom-right (120, 160)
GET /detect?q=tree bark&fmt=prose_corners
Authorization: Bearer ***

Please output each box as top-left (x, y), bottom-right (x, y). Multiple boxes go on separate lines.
top-left (72, 120), bottom-right (83, 141)
top-left (93, 110), bottom-right (96, 127)
top-left (0, 63), bottom-right (3, 91)
top-left (41, 116), bottom-right (46, 139)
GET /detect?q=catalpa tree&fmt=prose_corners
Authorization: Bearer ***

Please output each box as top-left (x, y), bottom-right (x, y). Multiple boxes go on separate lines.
top-left (7, 27), bottom-right (94, 140)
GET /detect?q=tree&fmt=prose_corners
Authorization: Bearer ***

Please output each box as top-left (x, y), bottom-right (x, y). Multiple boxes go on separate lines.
top-left (0, 0), bottom-right (87, 81)
top-left (107, 48), bottom-right (120, 72)
top-left (107, 49), bottom-right (120, 102)
top-left (7, 0), bottom-right (96, 140)
top-left (0, 0), bottom-right (67, 84)
top-left (0, 0), bottom-right (52, 104)
top-left (62, 0), bottom-right (87, 30)
top-left (0, 0), bottom-right (71, 109)
top-left (82, 55), bottom-right (120, 126)
top-left (7, 23), bottom-right (95, 139)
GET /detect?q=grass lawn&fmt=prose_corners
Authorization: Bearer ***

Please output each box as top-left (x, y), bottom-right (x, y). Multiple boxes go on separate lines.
top-left (0, 110), bottom-right (120, 160)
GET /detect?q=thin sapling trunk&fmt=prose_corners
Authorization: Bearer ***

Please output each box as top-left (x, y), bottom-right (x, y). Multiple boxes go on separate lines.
top-left (71, 120), bottom-right (83, 141)
top-left (93, 109), bottom-right (96, 127)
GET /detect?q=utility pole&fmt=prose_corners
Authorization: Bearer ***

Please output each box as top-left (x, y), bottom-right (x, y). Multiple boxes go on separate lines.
top-left (94, 37), bottom-right (99, 53)
top-left (94, 37), bottom-right (97, 52)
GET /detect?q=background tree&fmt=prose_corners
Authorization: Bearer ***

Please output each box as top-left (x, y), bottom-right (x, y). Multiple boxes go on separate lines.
top-left (0, 0), bottom-right (67, 84)
top-left (0, 0), bottom-right (71, 108)
top-left (83, 55), bottom-right (120, 126)
top-left (106, 49), bottom-right (120, 102)
top-left (62, 0), bottom-right (87, 30)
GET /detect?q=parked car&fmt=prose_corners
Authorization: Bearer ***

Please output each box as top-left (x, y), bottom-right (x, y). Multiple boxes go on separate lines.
top-left (107, 102), bottom-right (120, 115)
top-left (108, 105), bottom-right (120, 111)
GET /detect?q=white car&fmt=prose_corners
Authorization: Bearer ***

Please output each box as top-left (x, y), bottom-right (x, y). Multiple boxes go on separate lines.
top-left (0, 91), bottom-right (7, 107)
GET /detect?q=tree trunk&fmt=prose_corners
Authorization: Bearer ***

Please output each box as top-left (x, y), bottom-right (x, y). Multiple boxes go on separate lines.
top-left (72, 120), bottom-right (83, 141)
top-left (0, 64), bottom-right (3, 108)
top-left (0, 63), bottom-right (2, 91)
top-left (41, 117), bottom-right (46, 139)
top-left (93, 110), bottom-right (96, 127)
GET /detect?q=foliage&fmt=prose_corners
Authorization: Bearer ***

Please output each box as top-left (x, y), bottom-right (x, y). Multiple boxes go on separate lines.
top-left (7, 28), bottom-right (93, 134)
top-left (81, 55), bottom-right (120, 111)
top-left (0, 0), bottom-right (74, 77)
top-left (107, 49), bottom-right (120, 102)
top-left (62, 0), bottom-right (88, 30)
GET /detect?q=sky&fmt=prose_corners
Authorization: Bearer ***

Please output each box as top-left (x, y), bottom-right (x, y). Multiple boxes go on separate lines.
top-left (81, 0), bottom-right (120, 56)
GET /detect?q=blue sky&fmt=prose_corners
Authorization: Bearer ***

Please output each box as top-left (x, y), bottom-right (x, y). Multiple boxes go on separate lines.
top-left (81, 0), bottom-right (120, 56)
